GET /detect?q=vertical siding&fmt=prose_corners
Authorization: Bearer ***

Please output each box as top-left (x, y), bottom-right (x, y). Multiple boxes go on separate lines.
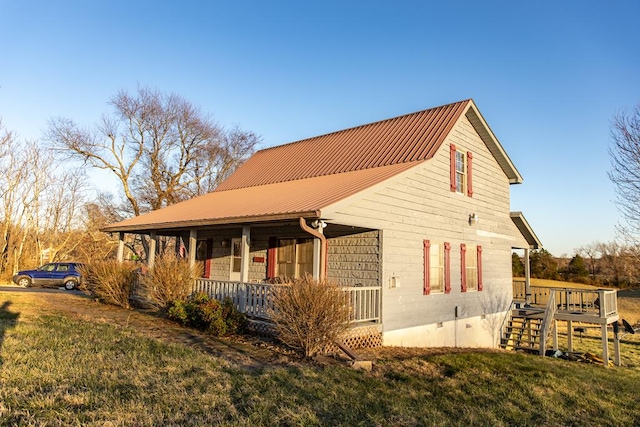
top-left (324, 114), bottom-right (515, 335)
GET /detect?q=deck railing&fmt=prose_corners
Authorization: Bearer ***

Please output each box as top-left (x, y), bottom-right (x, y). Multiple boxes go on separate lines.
top-left (512, 280), bottom-right (618, 319)
top-left (193, 279), bottom-right (382, 324)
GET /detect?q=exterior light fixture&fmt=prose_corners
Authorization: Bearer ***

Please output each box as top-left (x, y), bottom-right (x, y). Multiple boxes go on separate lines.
top-left (469, 213), bottom-right (478, 225)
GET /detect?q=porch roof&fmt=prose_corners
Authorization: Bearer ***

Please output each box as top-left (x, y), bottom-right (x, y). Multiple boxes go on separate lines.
top-left (102, 161), bottom-right (418, 233)
top-left (510, 211), bottom-right (542, 249)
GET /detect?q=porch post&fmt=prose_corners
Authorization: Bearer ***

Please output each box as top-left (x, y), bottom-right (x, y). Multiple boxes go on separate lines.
top-left (567, 320), bottom-right (573, 352)
top-left (613, 322), bottom-right (621, 367)
top-left (188, 229), bottom-right (197, 269)
top-left (148, 232), bottom-right (157, 269)
top-left (240, 226), bottom-right (250, 283)
top-left (524, 248), bottom-right (531, 305)
top-left (312, 238), bottom-right (322, 280)
top-left (117, 232), bottom-right (125, 263)
top-left (601, 325), bottom-right (609, 367)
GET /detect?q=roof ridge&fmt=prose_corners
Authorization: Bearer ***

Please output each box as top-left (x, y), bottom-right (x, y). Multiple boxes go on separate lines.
top-left (256, 99), bottom-right (472, 154)
top-left (215, 99), bottom-right (472, 192)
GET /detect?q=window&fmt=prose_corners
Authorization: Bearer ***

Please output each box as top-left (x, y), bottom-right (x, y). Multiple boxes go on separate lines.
top-left (423, 240), bottom-right (451, 295)
top-left (461, 244), bottom-right (483, 292)
top-left (275, 238), bottom-right (314, 279)
top-left (450, 144), bottom-right (473, 197)
top-left (231, 239), bottom-right (242, 273)
top-left (466, 244), bottom-right (478, 290)
top-left (455, 150), bottom-right (466, 194)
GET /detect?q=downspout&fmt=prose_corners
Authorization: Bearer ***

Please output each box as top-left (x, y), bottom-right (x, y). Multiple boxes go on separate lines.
top-left (299, 217), bottom-right (327, 280)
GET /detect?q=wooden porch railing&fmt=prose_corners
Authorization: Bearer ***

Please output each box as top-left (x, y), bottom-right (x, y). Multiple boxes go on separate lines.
top-left (193, 279), bottom-right (382, 324)
top-left (512, 280), bottom-right (618, 319)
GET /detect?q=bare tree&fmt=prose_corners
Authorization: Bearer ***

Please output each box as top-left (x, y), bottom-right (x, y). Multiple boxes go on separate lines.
top-left (609, 102), bottom-right (640, 244)
top-left (575, 242), bottom-right (601, 277)
top-left (47, 86), bottom-right (260, 220)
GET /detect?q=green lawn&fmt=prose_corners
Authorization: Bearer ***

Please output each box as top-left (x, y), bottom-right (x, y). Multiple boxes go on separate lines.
top-left (1, 291), bottom-right (640, 426)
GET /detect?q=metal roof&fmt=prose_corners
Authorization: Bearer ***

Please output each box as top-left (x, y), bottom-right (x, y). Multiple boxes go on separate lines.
top-left (103, 99), bottom-right (523, 233)
top-left (217, 100), bottom-right (471, 191)
top-left (102, 162), bottom-right (419, 232)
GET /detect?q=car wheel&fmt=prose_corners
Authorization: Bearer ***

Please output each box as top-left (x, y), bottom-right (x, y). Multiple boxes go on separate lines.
top-left (64, 279), bottom-right (77, 290)
top-left (17, 277), bottom-right (31, 288)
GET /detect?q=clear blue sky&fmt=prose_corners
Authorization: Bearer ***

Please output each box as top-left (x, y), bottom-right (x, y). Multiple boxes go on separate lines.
top-left (1, 1), bottom-right (639, 256)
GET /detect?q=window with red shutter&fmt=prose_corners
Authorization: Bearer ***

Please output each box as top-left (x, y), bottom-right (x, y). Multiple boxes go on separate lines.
top-left (267, 237), bottom-right (277, 279)
top-left (477, 245), bottom-right (483, 291)
top-left (444, 242), bottom-right (451, 294)
top-left (450, 144), bottom-right (457, 192)
top-left (460, 244), bottom-right (467, 292)
top-left (423, 240), bottom-right (430, 295)
top-left (467, 151), bottom-right (473, 197)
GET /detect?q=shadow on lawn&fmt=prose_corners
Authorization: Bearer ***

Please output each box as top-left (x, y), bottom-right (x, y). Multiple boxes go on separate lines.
top-left (0, 301), bottom-right (20, 367)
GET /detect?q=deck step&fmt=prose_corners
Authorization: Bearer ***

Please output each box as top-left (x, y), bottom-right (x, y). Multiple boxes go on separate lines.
top-left (500, 308), bottom-right (548, 351)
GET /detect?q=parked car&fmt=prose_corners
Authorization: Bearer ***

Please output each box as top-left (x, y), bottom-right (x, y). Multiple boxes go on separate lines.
top-left (12, 262), bottom-right (83, 290)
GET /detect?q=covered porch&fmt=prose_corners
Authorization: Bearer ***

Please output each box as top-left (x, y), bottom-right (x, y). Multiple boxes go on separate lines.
top-left (192, 278), bottom-right (382, 326)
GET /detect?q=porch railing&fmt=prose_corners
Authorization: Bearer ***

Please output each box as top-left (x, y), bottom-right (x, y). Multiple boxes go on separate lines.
top-left (193, 279), bottom-right (382, 324)
top-left (512, 280), bottom-right (617, 319)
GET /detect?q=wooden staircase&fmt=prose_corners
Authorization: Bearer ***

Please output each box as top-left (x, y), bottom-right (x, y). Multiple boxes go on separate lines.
top-left (501, 307), bottom-right (546, 353)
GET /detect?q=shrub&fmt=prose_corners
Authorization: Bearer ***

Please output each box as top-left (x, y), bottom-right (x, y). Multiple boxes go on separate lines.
top-left (167, 293), bottom-right (247, 336)
top-left (139, 253), bottom-right (201, 310)
top-left (78, 260), bottom-right (138, 309)
top-left (269, 275), bottom-right (351, 357)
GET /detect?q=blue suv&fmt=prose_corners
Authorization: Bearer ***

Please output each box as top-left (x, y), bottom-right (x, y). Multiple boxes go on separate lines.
top-left (12, 262), bottom-right (83, 290)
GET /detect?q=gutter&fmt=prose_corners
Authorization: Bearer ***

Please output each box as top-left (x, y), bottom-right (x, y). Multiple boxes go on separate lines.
top-left (299, 217), bottom-right (327, 280)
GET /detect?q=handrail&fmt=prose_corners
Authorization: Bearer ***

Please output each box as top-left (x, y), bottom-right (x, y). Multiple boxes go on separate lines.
top-left (193, 279), bottom-right (382, 324)
top-left (512, 282), bottom-right (617, 319)
top-left (499, 300), bottom-right (516, 346)
top-left (539, 291), bottom-right (557, 356)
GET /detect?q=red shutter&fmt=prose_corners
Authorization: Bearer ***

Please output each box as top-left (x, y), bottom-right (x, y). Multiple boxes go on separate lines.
top-left (460, 244), bottom-right (467, 292)
top-left (204, 238), bottom-right (213, 279)
top-left (444, 242), bottom-right (451, 294)
top-left (477, 245), bottom-right (483, 291)
top-left (467, 151), bottom-right (473, 197)
top-left (423, 240), bottom-right (431, 295)
top-left (450, 144), bottom-right (457, 192)
top-left (267, 237), bottom-right (277, 279)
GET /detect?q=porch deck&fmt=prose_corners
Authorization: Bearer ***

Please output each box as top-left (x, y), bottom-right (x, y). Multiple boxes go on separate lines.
top-left (506, 280), bottom-right (620, 366)
top-left (512, 280), bottom-right (618, 324)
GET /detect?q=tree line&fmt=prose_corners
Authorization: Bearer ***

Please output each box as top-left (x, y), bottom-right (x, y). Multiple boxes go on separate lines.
top-left (512, 241), bottom-right (640, 288)
top-left (0, 86), bottom-right (260, 279)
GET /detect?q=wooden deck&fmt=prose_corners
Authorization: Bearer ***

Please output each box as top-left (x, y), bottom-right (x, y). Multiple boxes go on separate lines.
top-left (505, 281), bottom-right (620, 366)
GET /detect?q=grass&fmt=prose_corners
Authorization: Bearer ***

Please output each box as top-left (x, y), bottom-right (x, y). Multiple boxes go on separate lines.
top-left (2, 290), bottom-right (640, 426)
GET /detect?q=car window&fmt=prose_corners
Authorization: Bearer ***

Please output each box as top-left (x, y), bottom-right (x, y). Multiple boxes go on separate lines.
top-left (56, 264), bottom-right (70, 272)
top-left (40, 264), bottom-right (56, 272)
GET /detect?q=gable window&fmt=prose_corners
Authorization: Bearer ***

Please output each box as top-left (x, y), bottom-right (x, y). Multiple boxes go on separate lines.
top-left (423, 240), bottom-right (451, 295)
top-left (461, 244), bottom-right (483, 292)
top-left (450, 144), bottom-right (473, 197)
top-left (274, 238), bottom-right (314, 279)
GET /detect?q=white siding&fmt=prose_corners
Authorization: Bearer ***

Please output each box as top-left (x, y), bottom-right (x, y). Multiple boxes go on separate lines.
top-left (323, 114), bottom-right (516, 347)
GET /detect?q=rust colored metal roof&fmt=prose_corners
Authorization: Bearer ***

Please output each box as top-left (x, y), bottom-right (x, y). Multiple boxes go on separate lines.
top-left (102, 162), bottom-right (419, 232)
top-left (103, 98), bottom-right (523, 233)
top-left (216, 99), bottom-right (471, 191)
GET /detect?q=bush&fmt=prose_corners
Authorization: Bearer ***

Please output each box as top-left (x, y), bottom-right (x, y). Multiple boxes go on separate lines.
top-left (78, 260), bottom-right (138, 309)
top-left (269, 275), bottom-right (351, 357)
top-left (139, 253), bottom-right (201, 310)
top-left (167, 293), bottom-right (247, 336)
